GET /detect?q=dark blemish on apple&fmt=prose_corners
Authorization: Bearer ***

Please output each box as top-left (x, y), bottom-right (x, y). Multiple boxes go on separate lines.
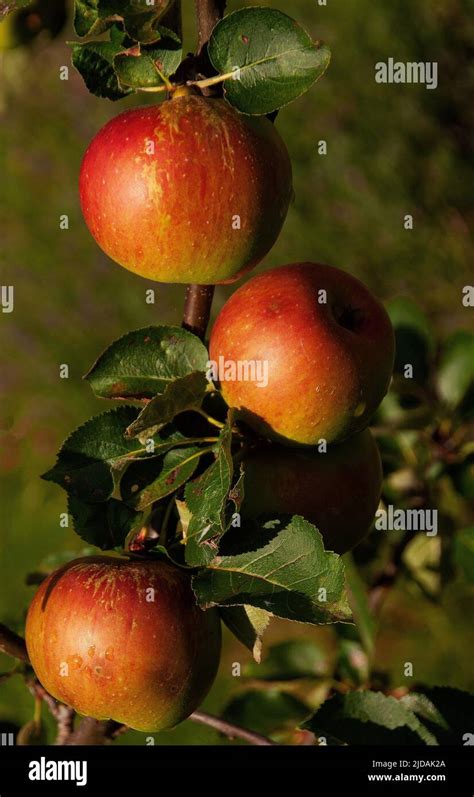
top-left (334, 305), bottom-right (364, 332)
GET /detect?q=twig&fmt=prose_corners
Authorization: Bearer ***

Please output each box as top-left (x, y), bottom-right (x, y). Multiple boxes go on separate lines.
top-left (182, 284), bottom-right (215, 340)
top-left (0, 622), bottom-right (29, 662)
top-left (65, 718), bottom-right (127, 746)
top-left (195, 0), bottom-right (226, 54)
top-left (190, 710), bottom-right (275, 745)
top-left (181, 0), bottom-right (227, 341)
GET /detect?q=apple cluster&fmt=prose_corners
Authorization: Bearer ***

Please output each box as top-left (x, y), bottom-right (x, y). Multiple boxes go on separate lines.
top-left (26, 87), bottom-right (394, 734)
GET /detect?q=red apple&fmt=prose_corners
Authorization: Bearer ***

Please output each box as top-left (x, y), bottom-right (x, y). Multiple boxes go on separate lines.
top-left (209, 262), bottom-right (395, 446)
top-left (79, 92), bottom-right (293, 284)
top-left (25, 556), bottom-right (221, 732)
top-left (242, 429), bottom-right (383, 554)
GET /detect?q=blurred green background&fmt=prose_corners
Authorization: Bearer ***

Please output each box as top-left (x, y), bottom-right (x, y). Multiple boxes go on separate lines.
top-left (1, 0), bottom-right (473, 744)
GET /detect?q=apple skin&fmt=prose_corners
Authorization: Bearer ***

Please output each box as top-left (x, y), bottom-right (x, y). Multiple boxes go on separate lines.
top-left (79, 94), bottom-right (293, 285)
top-left (209, 262), bottom-right (395, 446)
top-left (241, 429), bottom-right (383, 554)
top-left (25, 556), bottom-right (221, 732)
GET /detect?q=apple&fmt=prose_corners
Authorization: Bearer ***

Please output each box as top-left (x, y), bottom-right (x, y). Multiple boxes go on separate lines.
top-left (25, 555), bottom-right (221, 732)
top-left (209, 262), bottom-right (395, 446)
top-left (241, 429), bottom-right (383, 554)
top-left (79, 92), bottom-right (293, 285)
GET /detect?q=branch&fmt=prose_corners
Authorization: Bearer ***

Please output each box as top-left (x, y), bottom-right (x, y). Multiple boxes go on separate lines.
top-left (181, 0), bottom-right (226, 341)
top-left (190, 710), bottom-right (275, 745)
top-left (0, 623), bottom-right (29, 662)
top-left (182, 284), bottom-right (215, 341)
top-left (195, 0), bottom-right (226, 52)
top-left (64, 718), bottom-right (127, 746)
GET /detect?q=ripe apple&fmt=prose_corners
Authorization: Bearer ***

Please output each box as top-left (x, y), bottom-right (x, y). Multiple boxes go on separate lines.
top-left (79, 92), bottom-right (293, 284)
top-left (25, 556), bottom-right (221, 732)
top-left (209, 262), bottom-right (395, 446)
top-left (241, 429), bottom-right (383, 554)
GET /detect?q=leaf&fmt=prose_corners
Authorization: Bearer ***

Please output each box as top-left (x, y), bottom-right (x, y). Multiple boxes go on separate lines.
top-left (70, 27), bottom-right (132, 101)
top-left (120, 442), bottom-right (202, 510)
top-left (436, 331), bottom-right (474, 411)
top-left (73, 0), bottom-right (105, 37)
top-left (84, 326), bottom-right (209, 401)
top-left (399, 693), bottom-right (449, 732)
top-left (208, 7), bottom-right (331, 115)
top-left (114, 27), bottom-right (182, 88)
top-left (73, 0), bottom-right (174, 40)
top-left (192, 515), bottom-right (352, 625)
top-left (344, 554), bottom-right (376, 657)
top-left (125, 372), bottom-right (209, 440)
top-left (101, 0), bottom-right (175, 44)
top-left (304, 692), bottom-right (438, 745)
top-left (219, 605), bottom-right (271, 663)
top-left (42, 406), bottom-right (156, 503)
top-left (387, 297), bottom-right (434, 383)
top-left (244, 639), bottom-right (329, 681)
top-left (412, 686), bottom-right (474, 745)
top-left (68, 494), bottom-right (142, 550)
top-left (184, 412), bottom-right (238, 567)
top-left (223, 689), bottom-right (310, 737)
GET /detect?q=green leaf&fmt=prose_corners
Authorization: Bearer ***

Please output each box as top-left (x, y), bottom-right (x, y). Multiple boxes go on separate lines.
top-left (409, 686), bottom-right (474, 745)
top-left (244, 639), bottom-right (329, 681)
top-left (70, 27), bottom-right (132, 101)
top-left (219, 605), bottom-right (271, 663)
top-left (436, 330), bottom-right (474, 410)
top-left (184, 411), bottom-right (240, 567)
top-left (120, 442), bottom-right (202, 510)
top-left (344, 554), bottom-right (376, 657)
top-left (41, 406), bottom-right (155, 503)
top-left (68, 494), bottom-right (142, 550)
top-left (399, 693), bottom-right (449, 732)
top-left (125, 372), bottom-right (209, 440)
top-left (192, 515), bottom-right (352, 625)
top-left (84, 326), bottom-right (209, 401)
top-left (208, 7), bottom-right (331, 115)
top-left (101, 0), bottom-right (175, 44)
top-left (73, 0), bottom-right (174, 40)
top-left (223, 689), bottom-right (310, 737)
top-left (73, 0), bottom-right (105, 37)
top-left (304, 692), bottom-right (438, 745)
top-left (114, 28), bottom-right (182, 88)
top-left (387, 297), bottom-right (434, 383)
